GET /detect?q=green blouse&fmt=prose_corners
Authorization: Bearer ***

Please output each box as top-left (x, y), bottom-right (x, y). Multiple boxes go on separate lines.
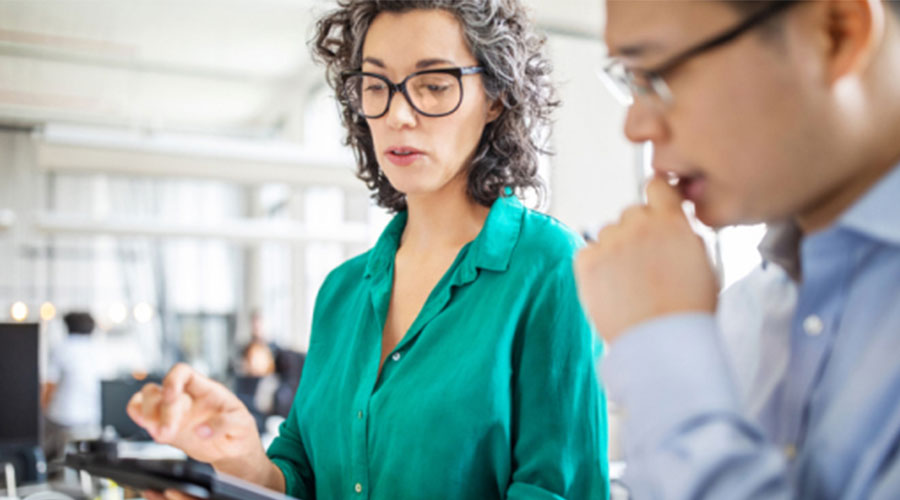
top-left (267, 195), bottom-right (609, 499)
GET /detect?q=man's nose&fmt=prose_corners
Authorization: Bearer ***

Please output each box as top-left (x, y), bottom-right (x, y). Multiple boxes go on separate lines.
top-left (623, 97), bottom-right (668, 145)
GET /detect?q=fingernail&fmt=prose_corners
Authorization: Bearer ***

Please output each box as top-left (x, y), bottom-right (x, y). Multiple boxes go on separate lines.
top-left (195, 425), bottom-right (212, 438)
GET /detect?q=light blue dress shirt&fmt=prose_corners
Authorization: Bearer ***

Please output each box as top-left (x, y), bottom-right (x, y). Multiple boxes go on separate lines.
top-left (601, 162), bottom-right (900, 499)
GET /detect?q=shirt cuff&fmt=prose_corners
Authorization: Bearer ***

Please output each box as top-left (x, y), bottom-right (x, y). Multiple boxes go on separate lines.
top-left (269, 457), bottom-right (301, 498)
top-left (600, 313), bottom-right (742, 450)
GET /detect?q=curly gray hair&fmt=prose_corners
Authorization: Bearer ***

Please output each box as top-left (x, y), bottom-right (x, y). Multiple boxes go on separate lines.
top-left (312, 0), bottom-right (558, 212)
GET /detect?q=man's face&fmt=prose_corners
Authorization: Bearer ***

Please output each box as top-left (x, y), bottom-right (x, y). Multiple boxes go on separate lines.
top-left (605, 1), bottom-right (839, 228)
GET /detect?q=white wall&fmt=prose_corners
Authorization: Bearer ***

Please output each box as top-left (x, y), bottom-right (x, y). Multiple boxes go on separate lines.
top-left (0, 130), bottom-right (43, 309)
top-left (546, 35), bottom-right (640, 235)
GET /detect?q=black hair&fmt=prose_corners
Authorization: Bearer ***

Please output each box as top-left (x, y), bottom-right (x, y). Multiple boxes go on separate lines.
top-left (728, 1), bottom-right (900, 19)
top-left (63, 312), bottom-right (95, 335)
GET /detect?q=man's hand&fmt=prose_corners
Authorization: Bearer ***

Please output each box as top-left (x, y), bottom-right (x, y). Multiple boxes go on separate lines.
top-left (126, 363), bottom-right (284, 491)
top-left (574, 176), bottom-right (718, 343)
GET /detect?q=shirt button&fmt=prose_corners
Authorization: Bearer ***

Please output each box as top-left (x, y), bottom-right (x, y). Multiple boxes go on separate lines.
top-left (357, 410), bottom-right (363, 420)
top-left (392, 352), bottom-right (401, 362)
top-left (784, 444), bottom-right (797, 460)
top-left (803, 315), bottom-right (824, 336)
top-left (354, 483), bottom-right (363, 494)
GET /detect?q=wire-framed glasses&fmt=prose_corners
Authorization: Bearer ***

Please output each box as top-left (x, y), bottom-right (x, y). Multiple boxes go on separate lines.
top-left (598, 1), bottom-right (799, 108)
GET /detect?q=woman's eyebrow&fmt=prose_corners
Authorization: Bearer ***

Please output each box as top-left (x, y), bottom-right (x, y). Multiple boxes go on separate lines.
top-left (360, 56), bottom-right (458, 70)
top-left (362, 56), bottom-right (386, 68)
top-left (415, 58), bottom-right (457, 69)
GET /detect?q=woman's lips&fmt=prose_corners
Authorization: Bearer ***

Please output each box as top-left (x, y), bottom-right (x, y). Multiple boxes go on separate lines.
top-left (385, 147), bottom-right (425, 167)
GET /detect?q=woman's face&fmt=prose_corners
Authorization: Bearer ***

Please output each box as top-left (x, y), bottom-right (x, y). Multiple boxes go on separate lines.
top-left (360, 9), bottom-right (500, 204)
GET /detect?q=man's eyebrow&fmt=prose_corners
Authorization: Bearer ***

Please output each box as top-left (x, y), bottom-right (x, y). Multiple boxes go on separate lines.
top-left (607, 41), bottom-right (664, 59)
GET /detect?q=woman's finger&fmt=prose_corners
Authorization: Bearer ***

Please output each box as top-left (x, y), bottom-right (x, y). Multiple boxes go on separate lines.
top-left (142, 490), bottom-right (166, 500)
top-left (163, 488), bottom-right (204, 500)
top-left (137, 383), bottom-right (164, 436)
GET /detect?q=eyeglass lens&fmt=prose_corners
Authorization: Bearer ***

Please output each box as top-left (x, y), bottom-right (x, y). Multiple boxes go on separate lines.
top-left (345, 73), bottom-right (462, 118)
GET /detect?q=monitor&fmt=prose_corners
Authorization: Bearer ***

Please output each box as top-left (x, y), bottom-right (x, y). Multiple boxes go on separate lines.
top-left (101, 376), bottom-right (162, 440)
top-left (0, 323), bottom-right (40, 448)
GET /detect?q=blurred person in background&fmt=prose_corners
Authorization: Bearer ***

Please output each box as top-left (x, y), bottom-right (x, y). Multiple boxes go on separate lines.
top-left (233, 310), bottom-right (279, 431)
top-left (42, 311), bottom-right (106, 460)
top-left (576, 0), bottom-right (900, 498)
top-left (239, 310), bottom-right (277, 378)
top-left (128, 0), bottom-right (608, 499)
top-left (255, 349), bottom-right (305, 419)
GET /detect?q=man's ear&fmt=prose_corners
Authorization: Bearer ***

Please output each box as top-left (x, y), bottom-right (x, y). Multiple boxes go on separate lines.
top-left (820, 0), bottom-right (884, 85)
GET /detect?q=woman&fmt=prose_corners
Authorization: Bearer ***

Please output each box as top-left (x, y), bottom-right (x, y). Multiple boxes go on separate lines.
top-left (129, 1), bottom-right (608, 498)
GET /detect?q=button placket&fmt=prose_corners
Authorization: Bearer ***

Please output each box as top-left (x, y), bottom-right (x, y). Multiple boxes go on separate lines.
top-left (802, 315), bottom-right (824, 336)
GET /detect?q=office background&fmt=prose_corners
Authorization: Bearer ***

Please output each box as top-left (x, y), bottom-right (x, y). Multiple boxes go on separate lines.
top-left (0, 0), bottom-right (764, 469)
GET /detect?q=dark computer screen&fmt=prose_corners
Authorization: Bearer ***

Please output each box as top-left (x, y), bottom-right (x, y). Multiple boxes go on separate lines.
top-left (101, 376), bottom-right (162, 440)
top-left (0, 323), bottom-right (40, 447)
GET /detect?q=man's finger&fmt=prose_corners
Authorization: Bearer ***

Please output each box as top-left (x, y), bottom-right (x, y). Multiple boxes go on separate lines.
top-left (618, 204), bottom-right (648, 226)
top-left (646, 175), bottom-right (684, 212)
top-left (593, 222), bottom-right (619, 247)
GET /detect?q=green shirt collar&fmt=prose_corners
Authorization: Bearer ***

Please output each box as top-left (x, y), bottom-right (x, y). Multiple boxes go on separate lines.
top-left (364, 194), bottom-right (524, 280)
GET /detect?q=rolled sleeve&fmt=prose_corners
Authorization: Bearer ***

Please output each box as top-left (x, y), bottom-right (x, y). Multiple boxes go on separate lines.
top-left (266, 413), bottom-right (314, 499)
top-left (507, 259), bottom-right (609, 499)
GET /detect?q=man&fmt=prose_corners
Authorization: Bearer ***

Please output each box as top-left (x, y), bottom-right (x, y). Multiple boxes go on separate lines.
top-left (43, 312), bottom-right (106, 459)
top-left (575, 0), bottom-right (900, 498)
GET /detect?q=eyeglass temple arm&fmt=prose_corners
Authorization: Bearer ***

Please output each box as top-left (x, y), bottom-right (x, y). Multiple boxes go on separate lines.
top-left (649, 1), bottom-right (798, 76)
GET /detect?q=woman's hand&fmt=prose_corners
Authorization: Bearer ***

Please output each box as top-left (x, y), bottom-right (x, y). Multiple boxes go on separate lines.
top-left (143, 488), bottom-right (202, 500)
top-left (126, 363), bottom-right (285, 491)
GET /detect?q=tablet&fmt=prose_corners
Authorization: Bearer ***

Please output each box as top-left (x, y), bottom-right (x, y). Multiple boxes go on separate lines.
top-left (64, 442), bottom-right (297, 500)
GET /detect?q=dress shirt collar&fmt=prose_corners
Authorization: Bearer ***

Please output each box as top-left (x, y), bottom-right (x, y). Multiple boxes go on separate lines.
top-left (758, 162), bottom-right (900, 282)
top-left (836, 161), bottom-right (900, 247)
top-left (364, 193), bottom-right (524, 279)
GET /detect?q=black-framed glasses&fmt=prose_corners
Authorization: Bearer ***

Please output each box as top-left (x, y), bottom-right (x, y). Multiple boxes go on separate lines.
top-left (340, 66), bottom-right (483, 119)
top-left (599, 1), bottom-right (800, 107)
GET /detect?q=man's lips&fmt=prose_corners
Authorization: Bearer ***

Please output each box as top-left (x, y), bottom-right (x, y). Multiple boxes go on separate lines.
top-left (674, 174), bottom-right (706, 202)
top-left (654, 168), bottom-right (706, 203)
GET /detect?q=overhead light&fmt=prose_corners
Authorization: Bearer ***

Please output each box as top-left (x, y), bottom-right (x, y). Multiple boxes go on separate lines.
top-left (133, 303), bottom-right (154, 323)
top-left (10, 302), bottom-right (28, 322)
top-left (108, 303), bottom-right (128, 324)
top-left (40, 302), bottom-right (57, 321)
